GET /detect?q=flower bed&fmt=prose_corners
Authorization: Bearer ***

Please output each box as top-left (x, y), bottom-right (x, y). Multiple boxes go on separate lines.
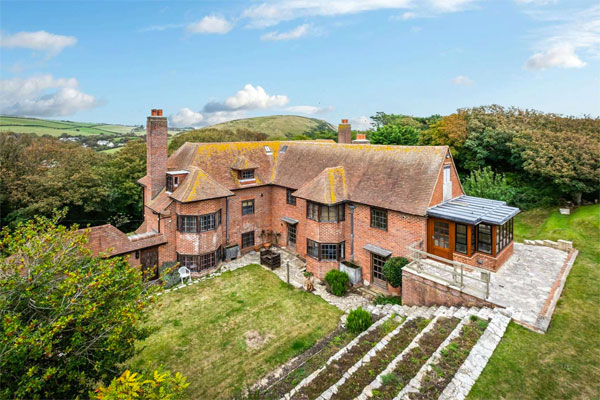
top-left (291, 318), bottom-right (400, 400)
top-left (409, 316), bottom-right (489, 400)
top-left (330, 318), bottom-right (430, 400)
top-left (373, 317), bottom-right (460, 399)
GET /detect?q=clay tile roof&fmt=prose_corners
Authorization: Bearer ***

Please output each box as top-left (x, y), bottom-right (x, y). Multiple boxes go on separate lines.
top-left (169, 166), bottom-right (234, 202)
top-left (294, 166), bottom-right (349, 205)
top-left (80, 225), bottom-right (167, 257)
top-left (164, 141), bottom-right (449, 216)
top-left (231, 156), bottom-right (259, 170)
top-left (147, 188), bottom-right (172, 215)
top-left (137, 175), bottom-right (151, 187)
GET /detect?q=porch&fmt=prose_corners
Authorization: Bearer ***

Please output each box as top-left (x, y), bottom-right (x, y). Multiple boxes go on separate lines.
top-left (403, 242), bottom-right (577, 332)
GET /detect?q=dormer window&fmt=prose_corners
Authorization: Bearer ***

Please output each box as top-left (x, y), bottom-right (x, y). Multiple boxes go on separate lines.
top-left (239, 169), bottom-right (255, 181)
top-left (166, 170), bottom-right (188, 193)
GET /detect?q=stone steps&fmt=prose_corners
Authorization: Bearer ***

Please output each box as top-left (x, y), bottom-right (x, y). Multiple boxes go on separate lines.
top-left (283, 304), bottom-right (511, 400)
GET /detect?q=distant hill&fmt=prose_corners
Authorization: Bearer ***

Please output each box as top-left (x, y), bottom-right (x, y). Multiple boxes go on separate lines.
top-left (194, 115), bottom-right (335, 139)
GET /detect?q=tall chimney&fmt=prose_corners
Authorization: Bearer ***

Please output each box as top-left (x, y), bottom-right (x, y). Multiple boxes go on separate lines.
top-left (146, 109), bottom-right (168, 199)
top-left (352, 133), bottom-right (370, 144)
top-left (338, 119), bottom-right (351, 144)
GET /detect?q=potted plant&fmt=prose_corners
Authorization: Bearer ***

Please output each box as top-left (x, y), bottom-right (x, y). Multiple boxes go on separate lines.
top-left (303, 271), bottom-right (314, 292)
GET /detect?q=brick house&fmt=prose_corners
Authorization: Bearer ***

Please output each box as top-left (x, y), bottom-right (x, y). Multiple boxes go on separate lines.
top-left (86, 109), bottom-right (519, 295)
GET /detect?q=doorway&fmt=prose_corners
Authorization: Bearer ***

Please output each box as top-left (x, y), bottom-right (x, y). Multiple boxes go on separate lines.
top-left (371, 252), bottom-right (388, 289)
top-left (287, 223), bottom-right (297, 249)
top-left (140, 247), bottom-right (159, 281)
top-left (427, 218), bottom-right (453, 260)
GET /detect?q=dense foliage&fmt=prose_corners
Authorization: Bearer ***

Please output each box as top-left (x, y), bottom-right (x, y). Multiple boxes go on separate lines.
top-left (324, 269), bottom-right (350, 296)
top-left (382, 256), bottom-right (409, 288)
top-left (0, 133), bottom-right (146, 230)
top-left (369, 106), bottom-right (600, 207)
top-left (346, 307), bottom-right (373, 334)
top-left (92, 369), bottom-right (189, 400)
top-left (0, 212), bottom-right (156, 399)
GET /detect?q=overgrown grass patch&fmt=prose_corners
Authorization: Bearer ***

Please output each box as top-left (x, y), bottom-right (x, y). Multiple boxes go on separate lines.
top-left (291, 317), bottom-right (400, 400)
top-left (411, 317), bottom-right (488, 399)
top-left (128, 264), bottom-right (341, 400)
top-left (373, 317), bottom-right (460, 400)
top-left (331, 318), bottom-right (428, 400)
top-left (469, 205), bottom-right (600, 399)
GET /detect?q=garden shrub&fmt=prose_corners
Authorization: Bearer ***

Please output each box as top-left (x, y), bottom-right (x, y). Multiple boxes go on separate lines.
top-left (91, 368), bottom-right (189, 400)
top-left (382, 257), bottom-right (409, 288)
top-left (324, 269), bottom-right (350, 296)
top-left (346, 307), bottom-right (373, 334)
top-left (160, 261), bottom-right (180, 289)
top-left (374, 295), bottom-right (402, 305)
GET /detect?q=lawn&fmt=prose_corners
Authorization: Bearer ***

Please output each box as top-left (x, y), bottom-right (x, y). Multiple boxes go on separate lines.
top-left (469, 205), bottom-right (600, 399)
top-left (129, 264), bottom-right (342, 399)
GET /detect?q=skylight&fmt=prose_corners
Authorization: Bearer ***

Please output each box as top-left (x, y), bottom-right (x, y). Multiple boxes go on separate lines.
top-left (264, 145), bottom-right (272, 154)
top-left (280, 145), bottom-right (288, 153)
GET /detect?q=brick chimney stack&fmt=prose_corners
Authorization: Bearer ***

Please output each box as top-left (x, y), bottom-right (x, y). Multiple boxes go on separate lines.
top-left (147, 109), bottom-right (168, 199)
top-left (338, 119), bottom-right (351, 144)
top-left (352, 133), bottom-right (370, 144)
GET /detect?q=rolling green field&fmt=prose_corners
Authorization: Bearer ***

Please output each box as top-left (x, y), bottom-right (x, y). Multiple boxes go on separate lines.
top-left (0, 115), bottom-right (143, 137)
top-left (469, 205), bottom-right (600, 399)
top-left (195, 115), bottom-right (336, 138)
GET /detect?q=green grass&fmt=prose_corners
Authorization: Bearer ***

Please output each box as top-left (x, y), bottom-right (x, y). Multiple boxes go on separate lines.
top-left (129, 264), bottom-right (342, 399)
top-left (0, 115), bottom-right (143, 137)
top-left (469, 204), bottom-right (600, 399)
top-left (193, 115), bottom-right (335, 139)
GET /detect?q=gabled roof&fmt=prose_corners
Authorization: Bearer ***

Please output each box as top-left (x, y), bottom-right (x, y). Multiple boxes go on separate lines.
top-left (427, 195), bottom-right (520, 225)
top-left (140, 141), bottom-right (450, 216)
top-left (147, 188), bottom-right (172, 215)
top-left (169, 167), bottom-right (234, 203)
top-left (231, 156), bottom-right (259, 170)
top-left (293, 166), bottom-right (349, 205)
top-left (80, 225), bottom-right (167, 257)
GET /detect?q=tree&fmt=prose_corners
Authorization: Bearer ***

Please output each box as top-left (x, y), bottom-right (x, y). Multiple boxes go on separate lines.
top-left (91, 369), bottom-right (189, 400)
top-left (369, 124), bottom-right (420, 145)
top-left (0, 212), bottom-right (156, 399)
top-left (462, 167), bottom-right (515, 204)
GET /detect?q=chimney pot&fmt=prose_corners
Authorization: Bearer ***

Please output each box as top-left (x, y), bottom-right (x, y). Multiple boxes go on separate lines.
top-left (341, 119), bottom-right (348, 124)
top-left (151, 109), bottom-right (157, 116)
top-left (157, 109), bottom-right (163, 117)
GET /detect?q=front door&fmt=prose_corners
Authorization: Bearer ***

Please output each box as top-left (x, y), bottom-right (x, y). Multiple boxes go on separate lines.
top-left (287, 223), bottom-right (297, 249)
top-left (371, 253), bottom-right (388, 289)
top-left (428, 219), bottom-right (453, 260)
top-left (140, 247), bottom-right (159, 281)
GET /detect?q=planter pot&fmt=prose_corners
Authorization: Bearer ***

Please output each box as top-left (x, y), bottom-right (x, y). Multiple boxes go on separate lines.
top-left (340, 262), bottom-right (362, 285)
top-left (264, 243), bottom-right (271, 249)
top-left (559, 208), bottom-right (571, 215)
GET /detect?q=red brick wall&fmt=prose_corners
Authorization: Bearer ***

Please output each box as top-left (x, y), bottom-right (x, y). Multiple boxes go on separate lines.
top-left (227, 186), bottom-right (273, 252)
top-left (271, 186), bottom-right (307, 255)
top-left (429, 158), bottom-right (464, 207)
top-left (175, 198), bottom-right (226, 256)
top-left (453, 241), bottom-right (514, 272)
top-left (402, 269), bottom-right (499, 308)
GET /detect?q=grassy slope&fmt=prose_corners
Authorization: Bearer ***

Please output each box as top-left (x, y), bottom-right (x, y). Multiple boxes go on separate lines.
top-left (197, 115), bottom-right (335, 138)
top-left (130, 264), bottom-right (341, 399)
top-left (469, 205), bottom-right (600, 399)
top-left (0, 116), bottom-right (143, 137)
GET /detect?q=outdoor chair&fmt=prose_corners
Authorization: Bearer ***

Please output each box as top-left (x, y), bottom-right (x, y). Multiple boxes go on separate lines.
top-left (178, 266), bottom-right (191, 285)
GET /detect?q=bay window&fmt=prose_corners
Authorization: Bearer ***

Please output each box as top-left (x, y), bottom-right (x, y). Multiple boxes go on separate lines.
top-left (306, 238), bottom-right (345, 261)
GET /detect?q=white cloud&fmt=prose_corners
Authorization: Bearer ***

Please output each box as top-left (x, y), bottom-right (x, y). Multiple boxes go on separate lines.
top-left (204, 84), bottom-right (289, 112)
top-left (187, 16), bottom-right (233, 34)
top-left (243, 0), bottom-right (413, 27)
top-left (524, 4), bottom-right (599, 70)
top-left (400, 12), bottom-right (417, 20)
top-left (0, 31), bottom-right (76, 57)
top-left (261, 24), bottom-right (310, 41)
top-left (286, 105), bottom-right (334, 114)
top-left (451, 75), bottom-right (474, 86)
top-left (349, 116), bottom-right (372, 131)
top-left (170, 108), bottom-right (204, 128)
top-left (525, 43), bottom-right (586, 69)
top-left (428, 0), bottom-right (478, 13)
top-left (0, 75), bottom-right (99, 117)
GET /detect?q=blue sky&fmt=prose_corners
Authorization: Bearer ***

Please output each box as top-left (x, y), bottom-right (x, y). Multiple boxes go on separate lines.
top-left (1, 0), bottom-right (598, 129)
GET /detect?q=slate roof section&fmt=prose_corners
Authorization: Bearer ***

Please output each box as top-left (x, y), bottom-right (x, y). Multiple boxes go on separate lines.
top-left (156, 141), bottom-right (449, 216)
top-left (363, 243), bottom-right (393, 257)
top-left (293, 166), bottom-right (349, 205)
top-left (81, 225), bottom-right (167, 257)
top-left (169, 167), bottom-right (234, 203)
top-left (427, 195), bottom-right (520, 225)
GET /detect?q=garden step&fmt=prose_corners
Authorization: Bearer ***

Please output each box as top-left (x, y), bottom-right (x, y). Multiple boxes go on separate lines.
top-left (360, 316), bottom-right (460, 399)
top-left (323, 317), bottom-right (429, 400)
top-left (285, 315), bottom-right (399, 400)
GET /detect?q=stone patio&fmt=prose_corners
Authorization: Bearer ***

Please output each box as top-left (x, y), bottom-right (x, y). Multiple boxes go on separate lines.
top-left (406, 242), bottom-right (577, 332)
top-left (221, 247), bottom-right (371, 312)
